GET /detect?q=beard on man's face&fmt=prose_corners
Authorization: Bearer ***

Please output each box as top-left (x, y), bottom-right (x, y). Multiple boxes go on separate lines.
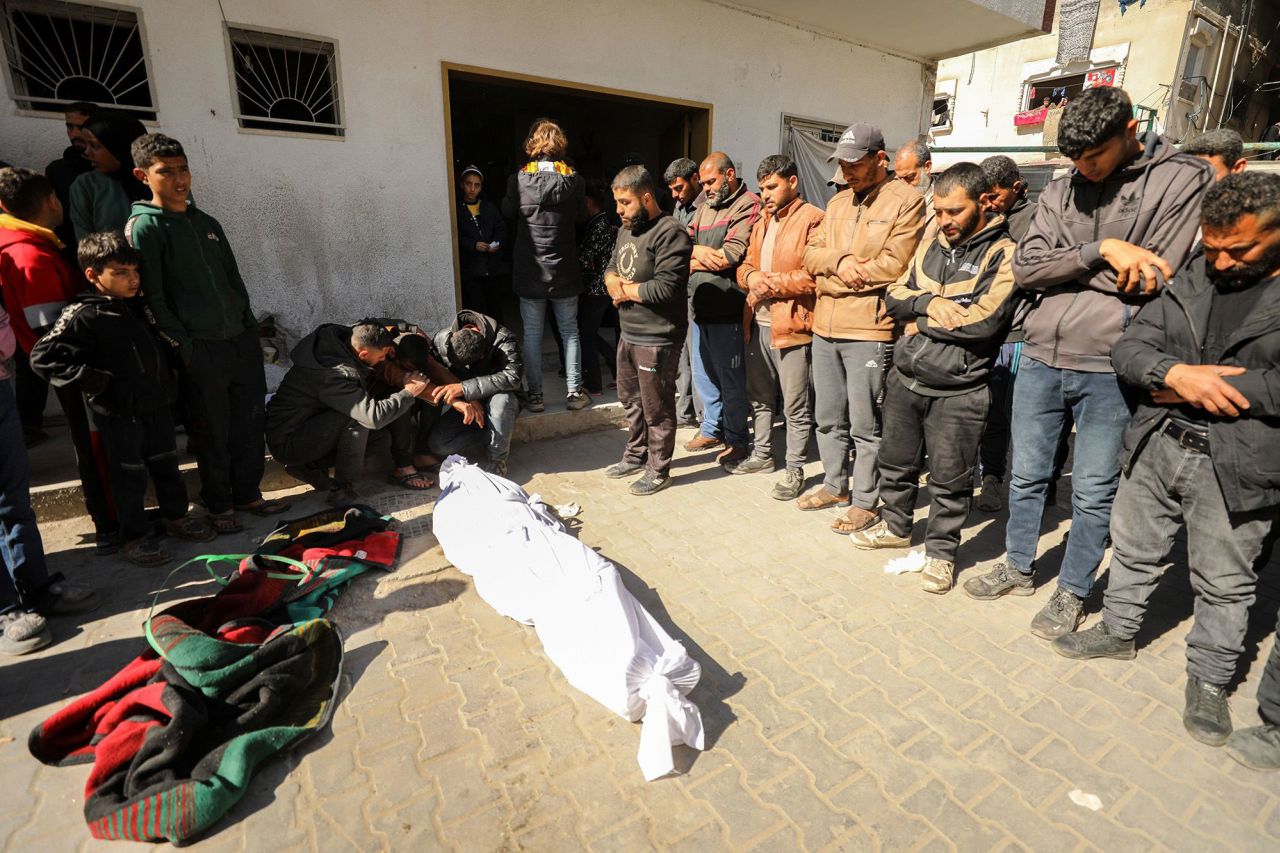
top-left (1207, 239), bottom-right (1280, 290)
top-left (622, 206), bottom-right (650, 230)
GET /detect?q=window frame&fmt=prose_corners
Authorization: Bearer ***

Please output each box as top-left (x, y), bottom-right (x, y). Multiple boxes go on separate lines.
top-left (221, 21), bottom-right (345, 140)
top-left (0, 0), bottom-right (158, 120)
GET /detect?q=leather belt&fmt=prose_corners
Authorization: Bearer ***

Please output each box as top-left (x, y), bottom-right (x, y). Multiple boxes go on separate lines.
top-left (1163, 420), bottom-right (1210, 455)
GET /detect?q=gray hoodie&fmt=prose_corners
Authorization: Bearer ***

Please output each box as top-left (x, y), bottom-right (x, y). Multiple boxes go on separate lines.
top-left (1013, 133), bottom-right (1214, 372)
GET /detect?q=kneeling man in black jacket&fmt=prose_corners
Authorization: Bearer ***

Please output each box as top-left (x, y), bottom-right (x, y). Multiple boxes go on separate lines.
top-left (1054, 173), bottom-right (1280, 751)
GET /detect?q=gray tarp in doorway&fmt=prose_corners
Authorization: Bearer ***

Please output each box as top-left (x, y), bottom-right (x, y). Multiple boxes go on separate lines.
top-left (785, 125), bottom-right (839, 209)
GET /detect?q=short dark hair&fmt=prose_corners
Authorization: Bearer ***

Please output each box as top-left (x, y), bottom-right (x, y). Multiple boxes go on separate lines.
top-left (448, 327), bottom-right (486, 366)
top-left (897, 141), bottom-right (931, 165)
top-left (584, 177), bottom-right (611, 210)
top-left (65, 101), bottom-right (96, 116)
top-left (756, 154), bottom-right (797, 182)
top-left (980, 155), bottom-right (1023, 189)
top-left (78, 230), bottom-right (139, 272)
top-left (131, 133), bottom-right (186, 170)
top-left (351, 321), bottom-right (396, 352)
top-left (933, 162), bottom-right (992, 202)
top-left (663, 158), bottom-right (698, 184)
top-left (393, 332), bottom-right (431, 371)
top-left (0, 167), bottom-right (54, 220)
top-left (612, 165), bottom-right (656, 197)
top-left (1058, 87), bottom-right (1133, 160)
top-left (1202, 172), bottom-right (1280, 231)
top-left (1185, 129), bottom-right (1245, 166)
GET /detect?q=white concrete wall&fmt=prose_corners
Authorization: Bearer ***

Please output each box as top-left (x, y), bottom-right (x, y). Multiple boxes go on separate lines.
top-left (0, 0), bottom-right (930, 340)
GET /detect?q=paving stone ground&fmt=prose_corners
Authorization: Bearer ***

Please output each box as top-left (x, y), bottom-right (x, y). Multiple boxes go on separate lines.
top-left (3, 424), bottom-right (1279, 852)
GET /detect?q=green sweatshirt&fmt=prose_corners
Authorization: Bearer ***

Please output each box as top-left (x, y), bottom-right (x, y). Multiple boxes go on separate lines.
top-left (125, 201), bottom-right (257, 360)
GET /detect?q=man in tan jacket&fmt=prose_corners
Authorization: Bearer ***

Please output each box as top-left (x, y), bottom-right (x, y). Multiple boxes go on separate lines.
top-left (799, 124), bottom-right (927, 534)
top-left (732, 154), bottom-right (824, 500)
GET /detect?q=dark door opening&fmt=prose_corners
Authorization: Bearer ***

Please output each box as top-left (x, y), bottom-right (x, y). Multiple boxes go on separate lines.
top-left (442, 65), bottom-right (712, 308)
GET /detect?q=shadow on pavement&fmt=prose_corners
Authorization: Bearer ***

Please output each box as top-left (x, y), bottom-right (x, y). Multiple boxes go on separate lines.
top-left (0, 635), bottom-right (144, 722)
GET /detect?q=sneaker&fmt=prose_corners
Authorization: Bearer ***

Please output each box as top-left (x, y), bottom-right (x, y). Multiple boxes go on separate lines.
top-left (716, 445), bottom-right (750, 469)
top-left (976, 475), bottom-right (1004, 512)
top-left (480, 458), bottom-right (508, 477)
top-left (849, 520), bottom-right (910, 550)
top-left (1030, 587), bottom-right (1084, 640)
top-left (122, 537), bottom-right (170, 569)
top-left (326, 484), bottom-right (361, 507)
top-left (165, 515), bottom-right (217, 543)
top-left (606, 459), bottom-right (646, 479)
top-left (726, 454), bottom-right (773, 475)
top-left (629, 472), bottom-right (671, 496)
top-left (1053, 621), bottom-right (1136, 661)
top-left (676, 418), bottom-right (701, 430)
top-left (921, 558), bottom-right (955, 594)
top-left (94, 529), bottom-right (119, 557)
top-left (0, 610), bottom-right (52, 656)
top-left (524, 394), bottom-right (545, 413)
top-left (963, 562), bottom-right (1034, 600)
top-left (566, 391), bottom-right (591, 411)
top-left (1184, 678), bottom-right (1232, 746)
top-left (1226, 724), bottom-right (1280, 771)
top-left (683, 434), bottom-right (724, 452)
top-left (41, 579), bottom-right (101, 614)
top-left (770, 469), bottom-right (805, 501)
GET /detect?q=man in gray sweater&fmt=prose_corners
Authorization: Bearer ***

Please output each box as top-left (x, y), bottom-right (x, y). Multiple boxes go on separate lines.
top-left (964, 87), bottom-right (1214, 640)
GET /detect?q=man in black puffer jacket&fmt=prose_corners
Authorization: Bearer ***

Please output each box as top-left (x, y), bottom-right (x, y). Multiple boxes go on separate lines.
top-left (857, 163), bottom-right (1018, 595)
top-left (1054, 173), bottom-right (1280, 751)
top-left (424, 309), bottom-right (523, 476)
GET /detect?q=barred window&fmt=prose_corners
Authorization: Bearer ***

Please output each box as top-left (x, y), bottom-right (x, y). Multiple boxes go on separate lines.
top-left (0, 0), bottom-right (156, 118)
top-left (226, 26), bottom-right (343, 137)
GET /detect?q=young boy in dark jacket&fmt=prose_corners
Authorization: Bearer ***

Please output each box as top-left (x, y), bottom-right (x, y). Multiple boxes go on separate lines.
top-left (124, 133), bottom-right (287, 533)
top-left (30, 231), bottom-right (216, 566)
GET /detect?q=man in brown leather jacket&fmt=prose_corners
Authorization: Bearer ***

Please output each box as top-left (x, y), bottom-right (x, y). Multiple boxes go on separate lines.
top-left (732, 154), bottom-right (824, 500)
top-left (800, 124), bottom-right (927, 534)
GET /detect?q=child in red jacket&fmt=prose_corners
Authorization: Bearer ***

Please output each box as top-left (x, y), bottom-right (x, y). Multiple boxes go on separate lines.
top-left (0, 167), bottom-right (117, 552)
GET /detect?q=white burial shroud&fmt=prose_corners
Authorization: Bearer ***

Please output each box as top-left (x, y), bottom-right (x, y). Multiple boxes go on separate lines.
top-left (432, 456), bottom-right (705, 780)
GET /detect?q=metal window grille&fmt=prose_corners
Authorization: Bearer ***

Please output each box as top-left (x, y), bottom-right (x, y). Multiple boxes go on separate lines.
top-left (0, 0), bottom-right (156, 118)
top-left (226, 26), bottom-right (342, 137)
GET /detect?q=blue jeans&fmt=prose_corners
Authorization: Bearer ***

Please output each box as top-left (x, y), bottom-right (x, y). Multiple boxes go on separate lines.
top-left (1005, 356), bottom-right (1132, 597)
top-left (519, 297), bottom-right (581, 397)
top-left (426, 392), bottom-right (519, 464)
top-left (692, 321), bottom-right (749, 447)
top-left (0, 380), bottom-right (49, 613)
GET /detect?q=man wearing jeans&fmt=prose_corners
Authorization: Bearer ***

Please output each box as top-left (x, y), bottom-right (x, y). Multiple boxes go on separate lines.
top-left (1054, 173), bottom-right (1280, 747)
top-left (683, 152), bottom-right (760, 468)
top-left (799, 123), bottom-right (926, 533)
top-left (963, 87), bottom-right (1214, 639)
top-left (665, 158), bottom-right (705, 428)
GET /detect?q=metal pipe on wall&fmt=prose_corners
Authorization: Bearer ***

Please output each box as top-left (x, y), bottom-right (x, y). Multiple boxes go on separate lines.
top-left (1217, 0), bottom-right (1252, 128)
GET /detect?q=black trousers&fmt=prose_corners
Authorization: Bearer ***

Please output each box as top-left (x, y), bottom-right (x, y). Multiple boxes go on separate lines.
top-left (877, 371), bottom-right (989, 564)
top-left (385, 400), bottom-right (433, 468)
top-left (460, 275), bottom-right (506, 326)
top-left (52, 385), bottom-right (116, 536)
top-left (12, 348), bottom-right (48, 431)
top-left (183, 330), bottom-right (266, 513)
top-left (94, 408), bottom-right (188, 541)
top-left (579, 293), bottom-right (618, 393)
top-left (616, 339), bottom-right (681, 477)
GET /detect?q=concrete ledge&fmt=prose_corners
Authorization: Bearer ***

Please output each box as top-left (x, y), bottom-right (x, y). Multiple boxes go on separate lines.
top-left (31, 401), bottom-right (627, 524)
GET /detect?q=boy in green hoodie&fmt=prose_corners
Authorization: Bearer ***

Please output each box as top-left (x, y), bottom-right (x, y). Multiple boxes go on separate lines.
top-left (125, 133), bottom-right (288, 532)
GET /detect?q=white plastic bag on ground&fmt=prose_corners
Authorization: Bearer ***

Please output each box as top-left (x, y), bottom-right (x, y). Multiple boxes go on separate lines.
top-left (432, 456), bottom-right (704, 780)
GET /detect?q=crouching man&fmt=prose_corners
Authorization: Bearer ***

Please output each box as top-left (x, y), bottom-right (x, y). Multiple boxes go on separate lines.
top-left (423, 309), bottom-right (523, 476)
top-left (1054, 173), bottom-right (1280, 748)
top-left (266, 321), bottom-right (433, 503)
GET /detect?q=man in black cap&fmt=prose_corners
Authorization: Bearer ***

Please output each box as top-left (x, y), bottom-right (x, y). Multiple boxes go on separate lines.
top-left (456, 164), bottom-right (508, 322)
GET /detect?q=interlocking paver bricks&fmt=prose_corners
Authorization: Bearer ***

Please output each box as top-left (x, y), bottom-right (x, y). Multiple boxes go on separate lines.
top-left (3, 426), bottom-right (1278, 851)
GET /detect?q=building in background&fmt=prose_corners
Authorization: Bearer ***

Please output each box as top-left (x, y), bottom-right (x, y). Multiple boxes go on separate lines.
top-left (931, 1), bottom-right (1280, 163)
top-left (0, 0), bottom-right (1053, 338)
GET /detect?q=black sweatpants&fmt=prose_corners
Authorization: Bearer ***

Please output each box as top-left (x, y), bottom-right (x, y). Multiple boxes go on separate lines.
top-left (616, 339), bottom-right (681, 478)
top-left (877, 370), bottom-right (989, 564)
top-left (183, 330), bottom-right (266, 513)
top-left (52, 385), bottom-right (116, 537)
top-left (94, 408), bottom-right (188, 541)
top-left (12, 348), bottom-right (48, 432)
top-left (579, 293), bottom-right (617, 393)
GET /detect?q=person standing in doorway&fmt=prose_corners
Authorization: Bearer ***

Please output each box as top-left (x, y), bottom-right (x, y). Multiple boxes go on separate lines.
top-left (503, 118), bottom-right (589, 414)
top-left (578, 179), bottom-right (618, 395)
top-left (456, 165), bottom-right (507, 323)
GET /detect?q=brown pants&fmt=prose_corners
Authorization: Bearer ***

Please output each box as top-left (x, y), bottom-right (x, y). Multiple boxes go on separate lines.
top-left (616, 339), bottom-right (681, 477)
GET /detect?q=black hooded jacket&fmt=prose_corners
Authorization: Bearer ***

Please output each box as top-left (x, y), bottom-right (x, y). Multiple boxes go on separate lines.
top-left (502, 162), bottom-right (586, 299)
top-left (28, 293), bottom-right (176, 417)
top-left (429, 310), bottom-right (522, 402)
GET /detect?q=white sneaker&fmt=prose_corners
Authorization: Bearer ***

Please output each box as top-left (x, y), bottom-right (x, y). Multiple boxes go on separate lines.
top-left (850, 520), bottom-right (910, 550)
top-left (921, 558), bottom-right (955, 594)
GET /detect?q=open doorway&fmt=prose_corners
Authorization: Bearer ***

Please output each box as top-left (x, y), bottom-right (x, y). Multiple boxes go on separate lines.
top-left (441, 63), bottom-right (713, 310)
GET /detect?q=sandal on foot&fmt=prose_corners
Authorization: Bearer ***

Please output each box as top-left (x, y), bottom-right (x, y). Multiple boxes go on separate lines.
top-left (209, 512), bottom-right (244, 534)
top-left (389, 471), bottom-right (434, 490)
top-left (796, 488), bottom-right (852, 511)
top-left (234, 498), bottom-right (292, 516)
top-left (166, 515), bottom-right (217, 543)
top-left (830, 506), bottom-right (879, 535)
top-left (122, 537), bottom-right (170, 568)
